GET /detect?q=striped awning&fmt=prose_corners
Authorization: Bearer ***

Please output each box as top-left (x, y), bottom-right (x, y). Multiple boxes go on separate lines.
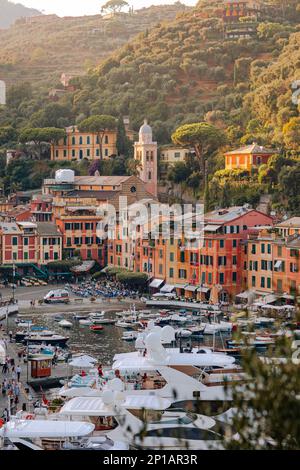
top-left (160, 284), bottom-right (175, 293)
top-left (174, 284), bottom-right (188, 289)
top-left (149, 278), bottom-right (164, 289)
top-left (185, 285), bottom-right (198, 292)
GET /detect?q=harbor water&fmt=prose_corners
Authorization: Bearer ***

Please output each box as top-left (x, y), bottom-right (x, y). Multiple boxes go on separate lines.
top-left (7, 311), bottom-right (228, 365)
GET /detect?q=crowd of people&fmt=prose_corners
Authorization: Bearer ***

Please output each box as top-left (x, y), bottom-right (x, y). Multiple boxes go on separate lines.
top-left (1, 355), bottom-right (22, 421)
top-left (67, 280), bottom-right (140, 299)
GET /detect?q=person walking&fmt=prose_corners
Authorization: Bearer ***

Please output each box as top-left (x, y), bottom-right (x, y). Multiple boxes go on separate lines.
top-left (16, 364), bottom-right (21, 382)
top-left (11, 367), bottom-right (16, 382)
top-left (2, 408), bottom-right (9, 423)
top-left (2, 360), bottom-right (8, 374)
top-left (9, 331), bottom-right (13, 342)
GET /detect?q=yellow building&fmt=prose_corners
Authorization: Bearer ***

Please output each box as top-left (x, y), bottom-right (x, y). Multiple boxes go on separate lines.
top-left (51, 125), bottom-right (134, 161)
top-left (159, 145), bottom-right (192, 177)
top-left (225, 144), bottom-right (276, 171)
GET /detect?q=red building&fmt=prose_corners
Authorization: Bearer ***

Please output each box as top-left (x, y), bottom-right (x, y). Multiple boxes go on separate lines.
top-left (30, 196), bottom-right (53, 222)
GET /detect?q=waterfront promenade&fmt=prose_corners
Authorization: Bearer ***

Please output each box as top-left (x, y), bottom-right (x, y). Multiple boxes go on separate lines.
top-left (0, 330), bottom-right (31, 419)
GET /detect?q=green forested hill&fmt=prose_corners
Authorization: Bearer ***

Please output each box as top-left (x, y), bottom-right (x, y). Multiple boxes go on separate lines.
top-left (68, 1), bottom-right (300, 143)
top-left (0, 1), bottom-right (300, 214)
top-left (0, 0), bottom-right (40, 28)
top-left (0, 3), bottom-right (189, 86)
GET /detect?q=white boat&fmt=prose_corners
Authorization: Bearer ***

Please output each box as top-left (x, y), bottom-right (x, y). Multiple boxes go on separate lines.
top-left (254, 317), bottom-right (276, 327)
top-left (79, 319), bottom-right (93, 326)
top-left (116, 318), bottom-right (138, 329)
top-left (59, 394), bottom-right (230, 450)
top-left (201, 321), bottom-right (232, 335)
top-left (58, 326), bottom-right (242, 404)
top-left (58, 320), bottom-right (73, 329)
top-left (0, 419), bottom-right (95, 451)
top-left (24, 333), bottom-right (69, 347)
top-left (89, 312), bottom-right (105, 323)
top-left (15, 320), bottom-right (33, 328)
top-left (122, 331), bottom-right (138, 342)
top-left (73, 314), bottom-right (89, 321)
top-left (175, 329), bottom-right (192, 339)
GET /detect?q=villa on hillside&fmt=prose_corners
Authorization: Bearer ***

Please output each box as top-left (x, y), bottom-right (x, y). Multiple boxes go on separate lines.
top-left (223, 0), bottom-right (262, 23)
top-left (225, 144), bottom-right (277, 171)
top-left (50, 122), bottom-right (134, 161)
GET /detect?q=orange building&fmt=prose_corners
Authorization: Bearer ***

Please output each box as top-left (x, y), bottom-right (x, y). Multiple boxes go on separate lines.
top-left (43, 172), bottom-right (156, 266)
top-left (223, 0), bottom-right (261, 23)
top-left (51, 124), bottom-right (134, 161)
top-left (245, 219), bottom-right (300, 297)
top-left (225, 143), bottom-right (276, 171)
top-left (108, 205), bottom-right (273, 303)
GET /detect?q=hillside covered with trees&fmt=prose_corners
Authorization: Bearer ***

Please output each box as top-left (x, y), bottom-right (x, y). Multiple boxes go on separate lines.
top-left (0, 0), bottom-right (40, 28)
top-left (0, 2), bottom-right (189, 86)
top-left (0, 0), bottom-right (300, 215)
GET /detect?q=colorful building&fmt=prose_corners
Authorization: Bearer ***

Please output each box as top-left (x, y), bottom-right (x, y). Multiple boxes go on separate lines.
top-left (225, 144), bottom-right (276, 171)
top-left (51, 123), bottom-right (134, 161)
top-left (245, 219), bottom-right (300, 297)
top-left (223, 0), bottom-right (261, 23)
top-left (134, 120), bottom-right (158, 197)
top-left (30, 196), bottom-right (53, 222)
top-left (159, 146), bottom-right (192, 178)
top-left (44, 172), bottom-right (156, 265)
top-left (107, 205), bottom-right (273, 302)
top-left (0, 221), bottom-right (62, 269)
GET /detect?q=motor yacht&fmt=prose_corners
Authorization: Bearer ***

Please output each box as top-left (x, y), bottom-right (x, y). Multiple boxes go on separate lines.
top-left (58, 394), bottom-right (231, 450)
top-left (59, 327), bottom-right (241, 403)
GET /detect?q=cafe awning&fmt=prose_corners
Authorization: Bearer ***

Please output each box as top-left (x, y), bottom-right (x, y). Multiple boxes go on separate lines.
top-left (174, 284), bottom-right (188, 289)
top-left (160, 284), bottom-right (175, 293)
top-left (204, 225), bottom-right (222, 232)
top-left (185, 285), bottom-right (198, 292)
top-left (197, 286), bottom-right (210, 293)
top-left (280, 293), bottom-right (295, 301)
top-left (236, 290), bottom-right (254, 299)
top-left (149, 278), bottom-right (164, 289)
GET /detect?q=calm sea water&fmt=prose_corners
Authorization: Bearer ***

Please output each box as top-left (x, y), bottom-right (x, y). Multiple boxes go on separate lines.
top-left (9, 311), bottom-right (227, 366)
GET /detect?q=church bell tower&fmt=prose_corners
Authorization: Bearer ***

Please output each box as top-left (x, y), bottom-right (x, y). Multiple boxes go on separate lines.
top-left (134, 119), bottom-right (158, 198)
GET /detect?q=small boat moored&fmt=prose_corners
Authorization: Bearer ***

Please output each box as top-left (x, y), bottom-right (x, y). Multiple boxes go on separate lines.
top-left (58, 320), bottom-right (73, 329)
top-left (90, 325), bottom-right (104, 334)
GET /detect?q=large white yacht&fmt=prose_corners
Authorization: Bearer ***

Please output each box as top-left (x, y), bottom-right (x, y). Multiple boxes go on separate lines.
top-left (59, 327), bottom-right (245, 404)
top-left (58, 394), bottom-right (231, 450)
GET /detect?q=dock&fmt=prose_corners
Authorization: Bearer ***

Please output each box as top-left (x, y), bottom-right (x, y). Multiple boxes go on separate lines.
top-left (0, 330), bottom-right (32, 417)
top-left (0, 330), bottom-right (73, 417)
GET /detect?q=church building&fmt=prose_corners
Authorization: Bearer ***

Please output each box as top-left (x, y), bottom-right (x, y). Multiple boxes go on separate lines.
top-left (134, 120), bottom-right (158, 198)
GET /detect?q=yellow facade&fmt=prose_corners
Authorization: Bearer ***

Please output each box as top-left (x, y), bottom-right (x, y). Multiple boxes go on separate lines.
top-left (51, 126), bottom-right (134, 161)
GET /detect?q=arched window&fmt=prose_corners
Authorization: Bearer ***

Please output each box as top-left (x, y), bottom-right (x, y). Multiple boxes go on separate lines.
top-left (79, 136), bottom-right (83, 145)
top-left (148, 171), bottom-right (152, 180)
top-left (72, 137), bottom-right (76, 145)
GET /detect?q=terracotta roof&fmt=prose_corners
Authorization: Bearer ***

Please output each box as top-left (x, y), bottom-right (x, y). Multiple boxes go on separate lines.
top-left (276, 217), bottom-right (300, 229)
top-left (66, 190), bottom-right (117, 200)
top-left (36, 222), bottom-right (62, 236)
top-left (225, 144), bottom-right (276, 156)
top-left (205, 206), bottom-right (253, 223)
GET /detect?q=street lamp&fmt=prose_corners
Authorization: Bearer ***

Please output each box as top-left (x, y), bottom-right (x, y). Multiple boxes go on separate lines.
top-left (12, 263), bottom-right (16, 303)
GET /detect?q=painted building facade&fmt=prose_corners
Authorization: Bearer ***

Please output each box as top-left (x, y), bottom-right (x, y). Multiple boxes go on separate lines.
top-left (51, 124), bottom-right (134, 161)
top-left (225, 144), bottom-right (276, 171)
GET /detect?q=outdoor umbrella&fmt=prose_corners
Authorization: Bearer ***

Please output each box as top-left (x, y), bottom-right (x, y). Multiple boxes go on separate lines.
top-left (69, 355), bottom-right (97, 368)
